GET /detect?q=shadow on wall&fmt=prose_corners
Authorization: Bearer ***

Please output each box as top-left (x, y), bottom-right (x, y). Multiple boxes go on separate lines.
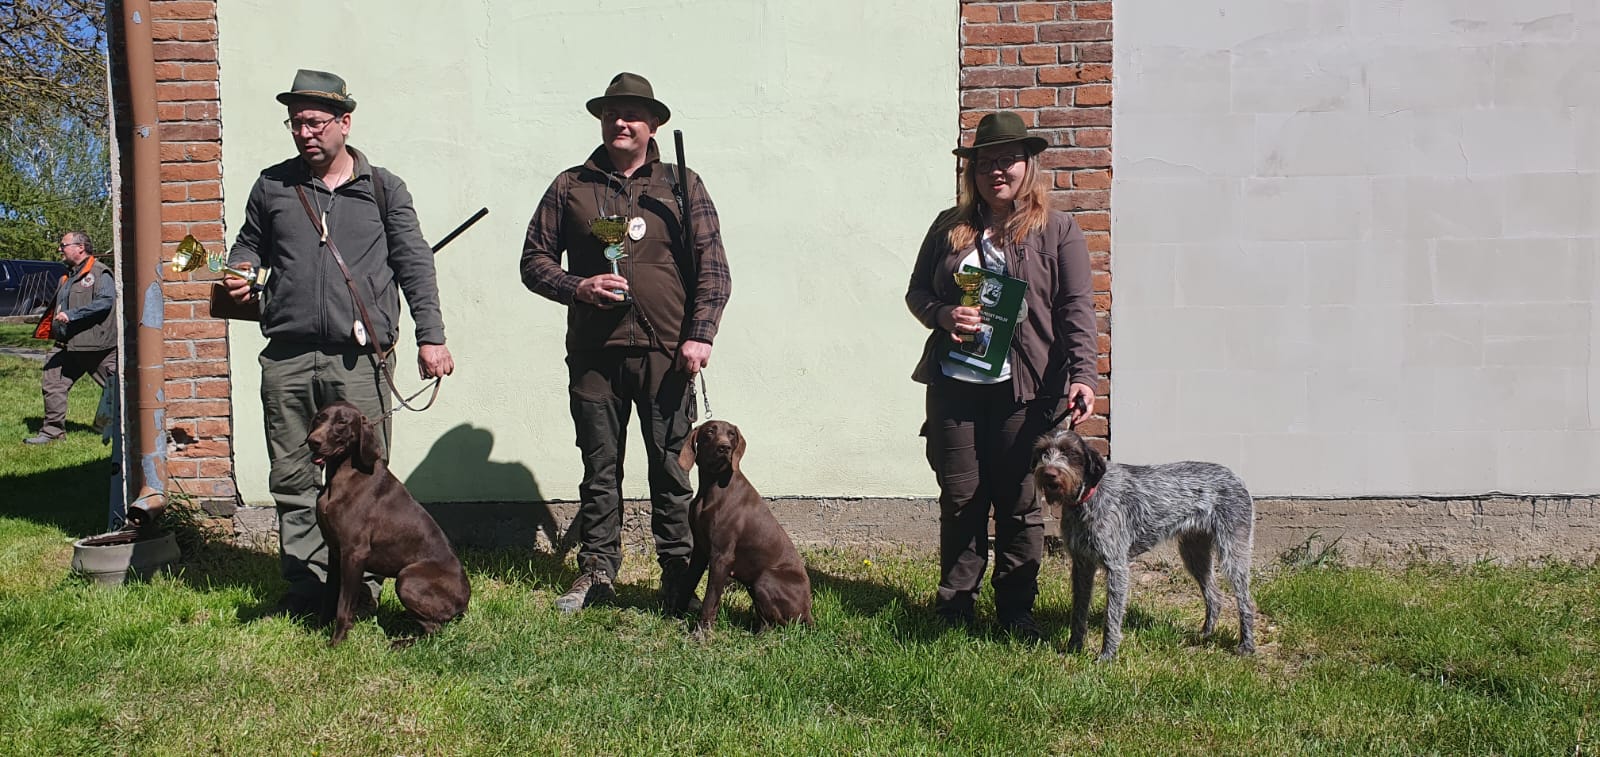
top-left (404, 423), bottom-right (565, 552)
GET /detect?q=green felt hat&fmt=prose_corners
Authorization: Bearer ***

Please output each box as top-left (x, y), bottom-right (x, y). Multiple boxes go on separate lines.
top-left (953, 111), bottom-right (1047, 158)
top-left (586, 72), bottom-right (671, 124)
top-left (276, 69), bottom-right (357, 114)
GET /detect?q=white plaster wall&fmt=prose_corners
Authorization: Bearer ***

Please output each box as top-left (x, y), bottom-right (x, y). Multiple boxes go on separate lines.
top-left (219, 1), bottom-right (955, 503)
top-left (1113, 0), bottom-right (1600, 495)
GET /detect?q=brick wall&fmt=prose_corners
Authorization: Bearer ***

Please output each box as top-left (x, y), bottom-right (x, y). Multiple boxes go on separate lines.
top-left (150, 0), bottom-right (234, 504)
top-left (958, 0), bottom-right (1113, 453)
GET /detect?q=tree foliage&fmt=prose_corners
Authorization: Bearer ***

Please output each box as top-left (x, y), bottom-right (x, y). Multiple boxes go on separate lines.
top-left (0, 117), bottom-right (111, 259)
top-left (0, 0), bottom-right (105, 125)
top-left (0, 0), bottom-right (110, 261)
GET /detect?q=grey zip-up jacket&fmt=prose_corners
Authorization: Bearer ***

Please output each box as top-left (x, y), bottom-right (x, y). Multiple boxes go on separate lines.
top-left (228, 147), bottom-right (445, 349)
top-left (54, 258), bottom-right (116, 351)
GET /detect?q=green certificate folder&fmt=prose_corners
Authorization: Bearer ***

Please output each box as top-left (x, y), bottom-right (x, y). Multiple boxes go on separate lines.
top-left (945, 264), bottom-right (1028, 377)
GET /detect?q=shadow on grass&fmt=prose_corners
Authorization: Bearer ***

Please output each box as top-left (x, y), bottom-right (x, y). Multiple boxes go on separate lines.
top-left (1034, 603), bottom-right (1216, 657)
top-left (455, 547), bottom-right (682, 617)
top-left (455, 547), bottom-right (837, 633)
top-left (168, 537), bottom-right (284, 619)
top-left (0, 456), bottom-right (112, 537)
top-left (18, 415), bottom-right (98, 437)
top-left (166, 528), bottom-right (584, 632)
top-left (806, 564), bottom-right (1206, 648)
top-left (806, 568), bottom-right (951, 643)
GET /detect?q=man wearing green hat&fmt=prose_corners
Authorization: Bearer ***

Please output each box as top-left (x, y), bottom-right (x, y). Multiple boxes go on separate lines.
top-left (521, 72), bottom-right (731, 614)
top-left (227, 69), bottom-right (455, 619)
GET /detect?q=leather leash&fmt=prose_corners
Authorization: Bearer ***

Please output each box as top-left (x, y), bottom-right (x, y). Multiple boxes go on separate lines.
top-left (296, 185), bottom-right (442, 423)
top-left (695, 370), bottom-right (712, 420)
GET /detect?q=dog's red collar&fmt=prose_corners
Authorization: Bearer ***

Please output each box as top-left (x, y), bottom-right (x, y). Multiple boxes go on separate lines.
top-left (1072, 484), bottom-right (1098, 507)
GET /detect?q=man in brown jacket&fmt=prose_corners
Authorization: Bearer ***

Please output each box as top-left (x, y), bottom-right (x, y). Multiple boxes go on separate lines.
top-left (521, 72), bottom-right (731, 613)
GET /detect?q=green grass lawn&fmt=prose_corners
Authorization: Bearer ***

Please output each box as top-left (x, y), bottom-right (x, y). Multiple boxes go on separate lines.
top-left (0, 320), bottom-right (47, 350)
top-left (1, 347), bottom-right (115, 537)
top-left (0, 346), bottom-right (1595, 755)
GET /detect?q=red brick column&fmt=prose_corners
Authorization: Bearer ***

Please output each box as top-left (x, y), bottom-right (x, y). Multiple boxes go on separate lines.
top-left (958, 0), bottom-right (1112, 453)
top-left (151, 0), bottom-right (234, 504)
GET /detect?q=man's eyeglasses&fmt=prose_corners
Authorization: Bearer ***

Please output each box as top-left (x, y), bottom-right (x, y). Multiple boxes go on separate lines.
top-left (58, 243), bottom-right (81, 250)
top-left (970, 153), bottom-right (1029, 172)
top-left (283, 116), bottom-right (338, 134)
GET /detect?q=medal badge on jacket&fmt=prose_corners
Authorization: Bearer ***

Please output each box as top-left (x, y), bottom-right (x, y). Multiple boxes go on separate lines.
top-left (589, 215), bottom-right (633, 304)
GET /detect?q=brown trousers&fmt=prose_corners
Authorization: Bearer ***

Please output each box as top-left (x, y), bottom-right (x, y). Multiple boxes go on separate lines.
top-left (39, 347), bottom-right (115, 439)
top-left (924, 379), bottom-right (1066, 620)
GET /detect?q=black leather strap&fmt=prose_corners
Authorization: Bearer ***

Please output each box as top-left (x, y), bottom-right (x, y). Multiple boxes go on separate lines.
top-left (296, 184), bottom-right (439, 413)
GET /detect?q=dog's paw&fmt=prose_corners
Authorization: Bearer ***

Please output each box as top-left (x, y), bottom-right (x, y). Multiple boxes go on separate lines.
top-left (390, 636), bottom-right (419, 651)
top-left (689, 625), bottom-right (712, 644)
top-left (1095, 651), bottom-right (1118, 664)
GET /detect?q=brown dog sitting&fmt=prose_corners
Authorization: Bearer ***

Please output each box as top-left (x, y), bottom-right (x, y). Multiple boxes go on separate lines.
top-left (306, 401), bottom-right (470, 647)
top-left (674, 420), bottom-right (813, 635)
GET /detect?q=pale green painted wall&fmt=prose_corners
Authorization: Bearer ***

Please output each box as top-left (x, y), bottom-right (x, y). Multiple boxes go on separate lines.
top-left (219, 0), bottom-right (956, 503)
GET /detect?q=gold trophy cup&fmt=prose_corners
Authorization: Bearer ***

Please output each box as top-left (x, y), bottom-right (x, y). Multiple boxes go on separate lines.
top-left (952, 270), bottom-right (985, 343)
top-left (589, 215), bottom-right (632, 304)
top-left (170, 234), bottom-right (270, 291)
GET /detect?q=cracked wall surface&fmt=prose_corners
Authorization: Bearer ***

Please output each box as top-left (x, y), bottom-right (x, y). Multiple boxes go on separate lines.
top-left (1110, 1), bottom-right (1600, 496)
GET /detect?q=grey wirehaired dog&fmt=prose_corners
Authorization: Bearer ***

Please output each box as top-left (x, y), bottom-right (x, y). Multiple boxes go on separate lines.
top-left (1032, 428), bottom-right (1256, 661)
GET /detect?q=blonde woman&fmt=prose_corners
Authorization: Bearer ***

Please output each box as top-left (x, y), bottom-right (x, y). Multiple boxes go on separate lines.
top-left (906, 112), bottom-right (1098, 638)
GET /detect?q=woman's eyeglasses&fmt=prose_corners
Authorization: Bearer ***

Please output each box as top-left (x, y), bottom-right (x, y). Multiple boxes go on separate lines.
top-left (970, 153), bottom-right (1029, 172)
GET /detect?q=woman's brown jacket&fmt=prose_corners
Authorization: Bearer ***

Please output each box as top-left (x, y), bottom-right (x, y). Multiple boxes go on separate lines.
top-left (906, 208), bottom-right (1099, 402)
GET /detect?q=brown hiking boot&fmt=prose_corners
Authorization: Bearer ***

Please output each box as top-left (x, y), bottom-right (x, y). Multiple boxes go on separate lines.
top-left (554, 571), bottom-right (614, 614)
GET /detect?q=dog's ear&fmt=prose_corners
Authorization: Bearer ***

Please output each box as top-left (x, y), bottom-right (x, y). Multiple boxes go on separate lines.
top-left (677, 424), bottom-right (701, 471)
top-left (730, 425), bottom-right (746, 472)
top-left (1084, 445), bottom-right (1107, 489)
top-left (353, 415), bottom-right (384, 473)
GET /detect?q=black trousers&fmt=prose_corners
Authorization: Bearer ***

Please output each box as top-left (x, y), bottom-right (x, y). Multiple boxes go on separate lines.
top-left (567, 348), bottom-right (695, 580)
top-left (924, 379), bottom-right (1066, 619)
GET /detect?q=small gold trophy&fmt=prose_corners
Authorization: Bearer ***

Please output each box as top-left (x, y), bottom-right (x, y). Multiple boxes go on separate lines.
top-left (589, 215), bottom-right (631, 304)
top-left (952, 270), bottom-right (985, 343)
top-left (170, 234), bottom-right (269, 290)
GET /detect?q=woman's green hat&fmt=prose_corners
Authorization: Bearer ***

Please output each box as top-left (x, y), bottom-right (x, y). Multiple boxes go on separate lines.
top-left (586, 72), bottom-right (671, 124)
top-left (953, 111), bottom-right (1047, 158)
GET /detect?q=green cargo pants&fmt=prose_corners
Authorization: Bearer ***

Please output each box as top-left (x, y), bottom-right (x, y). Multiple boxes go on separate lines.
top-left (259, 341), bottom-right (393, 604)
top-left (567, 347), bottom-right (696, 581)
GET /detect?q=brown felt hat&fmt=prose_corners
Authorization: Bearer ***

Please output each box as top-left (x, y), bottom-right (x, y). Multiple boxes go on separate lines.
top-left (953, 111), bottom-right (1047, 158)
top-left (585, 72), bottom-right (671, 124)
top-left (276, 69), bottom-right (357, 113)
